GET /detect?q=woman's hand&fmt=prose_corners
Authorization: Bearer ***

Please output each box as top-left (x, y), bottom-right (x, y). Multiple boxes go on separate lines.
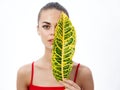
top-left (60, 79), bottom-right (81, 90)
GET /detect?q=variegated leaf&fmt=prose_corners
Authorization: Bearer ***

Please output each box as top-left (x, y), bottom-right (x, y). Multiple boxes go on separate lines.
top-left (52, 12), bottom-right (76, 81)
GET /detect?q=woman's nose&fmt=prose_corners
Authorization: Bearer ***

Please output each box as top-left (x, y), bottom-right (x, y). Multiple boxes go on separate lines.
top-left (50, 27), bottom-right (55, 35)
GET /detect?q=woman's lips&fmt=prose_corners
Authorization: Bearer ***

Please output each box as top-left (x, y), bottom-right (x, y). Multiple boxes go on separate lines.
top-left (48, 39), bottom-right (54, 44)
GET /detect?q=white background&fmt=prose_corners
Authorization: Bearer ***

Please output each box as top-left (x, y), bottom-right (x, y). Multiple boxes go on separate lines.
top-left (0, 0), bottom-right (120, 90)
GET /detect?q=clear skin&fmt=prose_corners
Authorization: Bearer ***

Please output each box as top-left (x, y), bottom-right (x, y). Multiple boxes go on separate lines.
top-left (17, 9), bottom-right (94, 90)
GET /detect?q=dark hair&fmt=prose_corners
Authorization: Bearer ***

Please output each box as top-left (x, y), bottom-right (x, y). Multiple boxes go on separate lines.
top-left (37, 2), bottom-right (69, 24)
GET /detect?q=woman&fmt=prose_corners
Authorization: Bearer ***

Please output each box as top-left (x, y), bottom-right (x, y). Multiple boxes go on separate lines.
top-left (17, 2), bottom-right (94, 90)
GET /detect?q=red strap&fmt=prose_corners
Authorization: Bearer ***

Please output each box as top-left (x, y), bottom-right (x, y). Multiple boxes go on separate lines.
top-left (74, 63), bottom-right (80, 82)
top-left (30, 62), bottom-right (34, 85)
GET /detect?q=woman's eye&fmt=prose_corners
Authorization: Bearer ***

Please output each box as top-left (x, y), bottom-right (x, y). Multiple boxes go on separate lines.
top-left (42, 25), bottom-right (50, 30)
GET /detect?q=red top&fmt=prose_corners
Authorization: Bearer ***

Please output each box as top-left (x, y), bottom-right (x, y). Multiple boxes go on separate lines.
top-left (29, 62), bottom-right (80, 90)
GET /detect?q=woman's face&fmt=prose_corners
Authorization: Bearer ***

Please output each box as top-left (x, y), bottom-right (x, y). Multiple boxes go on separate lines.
top-left (37, 9), bottom-right (61, 49)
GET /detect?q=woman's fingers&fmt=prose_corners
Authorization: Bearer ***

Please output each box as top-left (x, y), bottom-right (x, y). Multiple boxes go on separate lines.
top-left (60, 80), bottom-right (74, 89)
top-left (63, 79), bottom-right (79, 88)
top-left (59, 79), bottom-right (81, 90)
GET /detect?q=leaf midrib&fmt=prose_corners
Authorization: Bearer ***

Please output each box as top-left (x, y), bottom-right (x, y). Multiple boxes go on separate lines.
top-left (62, 13), bottom-right (65, 80)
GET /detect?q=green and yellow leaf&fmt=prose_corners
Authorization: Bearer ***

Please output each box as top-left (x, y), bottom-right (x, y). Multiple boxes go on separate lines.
top-left (52, 12), bottom-right (76, 81)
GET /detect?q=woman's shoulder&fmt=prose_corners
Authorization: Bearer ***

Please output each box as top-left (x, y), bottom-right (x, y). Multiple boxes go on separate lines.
top-left (74, 62), bottom-right (94, 88)
top-left (17, 63), bottom-right (32, 85)
top-left (73, 62), bottom-right (92, 77)
top-left (79, 64), bottom-right (92, 76)
top-left (17, 63), bottom-right (32, 75)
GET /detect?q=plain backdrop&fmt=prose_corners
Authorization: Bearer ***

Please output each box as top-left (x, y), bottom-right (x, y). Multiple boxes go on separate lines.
top-left (0, 0), bottom-right (120, 90)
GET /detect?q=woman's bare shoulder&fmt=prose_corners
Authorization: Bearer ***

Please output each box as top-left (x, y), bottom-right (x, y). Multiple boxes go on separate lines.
top-left (73, 62), bottom-right (92, 73)
top-left (78, 64), bottom-right (92, 77)
top-left (17, 63), bottom-right (32, 86)
top-left (17, 63), bottom-right (32, 75)
top-left (77, 63), bottom-right (94, 90)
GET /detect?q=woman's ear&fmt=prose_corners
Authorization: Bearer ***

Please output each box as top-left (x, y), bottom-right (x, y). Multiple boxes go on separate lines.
top-left (37, 25), bottom-right (41, 36)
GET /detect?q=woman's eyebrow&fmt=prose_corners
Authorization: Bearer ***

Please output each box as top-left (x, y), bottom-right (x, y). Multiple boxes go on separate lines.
top-left (42, 21), bottom-right (51, 25)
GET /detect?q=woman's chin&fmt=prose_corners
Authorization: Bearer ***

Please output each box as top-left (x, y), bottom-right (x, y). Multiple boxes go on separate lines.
top-left (45, 45), bottom-right (53, 50)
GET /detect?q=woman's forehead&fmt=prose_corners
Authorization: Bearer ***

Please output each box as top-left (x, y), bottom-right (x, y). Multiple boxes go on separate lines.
top-left (39, 9), bottom-right (61, 24)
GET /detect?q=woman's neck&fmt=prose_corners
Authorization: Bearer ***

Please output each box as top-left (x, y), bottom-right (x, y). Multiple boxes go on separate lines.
top-left (42, 47), bottom-right (52, 64)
